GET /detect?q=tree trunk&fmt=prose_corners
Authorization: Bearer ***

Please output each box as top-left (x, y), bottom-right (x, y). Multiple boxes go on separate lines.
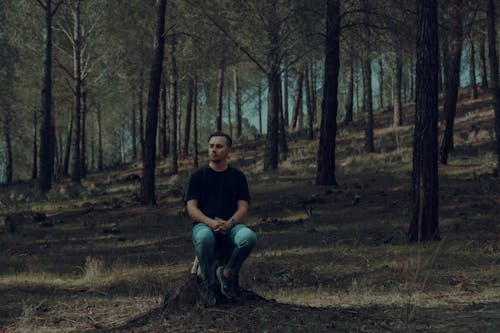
top-left (70, 0), bottom-right (83, 184)
top-left (393, 46), bottom-right (403, 127)
top-left (32, 109), bottom-right (38, 180)
top-left (479, 33), bottom-right (488, 89)
top-left (487, 0), bottom-right (500, 172)
top-left (316, 0), bottom-right (340, 186)
top-left (90, 110), bottom-right (95, 170)
top-left (362, 59), bottom-right (375, 152)
top-left (468, 36), bottom-right (478, 99)
top-left (193, 76), bottom-right (199, 169)
top-left (257, 78), bottom-right (263, 134)
top-left (80, 89), bottom-right (87, 178)
top-left (409, 55), bottom-right (415, 102)
top-left (305, 65), bottom-right (314, 139)
top-left (97, 104), bottom-right (103, 170)
top-left (343, 63), bottom-right (354, 124)
top-left (284, 60), bottom-right (289, 127)
top-left (216, 60), bottom-right (225, 131)
top-left (4, 116), bottom-right (13, 184)
top-left (311, 62), bottom-right (318, 128)
top-left (38, 0), bottom-right (56, 192)
top-left (263, 0), bottom-right (280, 171)
top-left (183, 77), bottom-right (194, 159)
top-left (131, 91), bottom-right (138, 161)
top-left (63, 114), bottom-right (73, 176)
top-left (378, 58), bottom-right (384, 109)
top-left (234, 69), bottom-right (242, 139)
top-left (141, 0), bottom-right (167, 206)
top-left (409, 0), bottom-right (439, 242)
top-left (278, 73), bottom-right (288, 157)
top-left (227, 84), bottom-right (232, 137)
top-left (139, 67), bottom-right (145, 162)
top-left (169, 36), bottom-right (179, 174)
top-left (291, 69), bottom-right (304, 130)
top-left (439, 0), bottom-right (463, 165)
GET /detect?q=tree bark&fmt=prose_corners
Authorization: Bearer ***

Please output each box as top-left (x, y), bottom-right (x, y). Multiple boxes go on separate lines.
top-left (258, 80), bottom-right (263, 134)
top-left (393, 46), bottom-right (403, 127)
top-left (216, 60), bottom-right (225, 131)
top-left (80, 89), bottom-right (87, 178)
top-left (193, 76), bottom-right (199, 168)
top-left (439, 0), bottom-right (463, 165)
top-left (182, 77), bottom-right (194, 159)
top-left (284, 60), bottom-right (289, 127)
top-left (409, 0), bottom-right (440, 242)
top-left (362, 59), bottom-right (375, 152)
top-left (468, 36), bottom-right (478, 99)
top-left (291, 69), bottom-right (304, 130)
top-left (343, 63), bottom-right (354, 124)
top-left (311, 62), bottom-right (318, 128)
top-left (378, 58), bottom-right (384, 109)
top-left (38, 0), bottom-right (58, 192)
top-left (305, 65), bottom-right (314, 139)
top-left (63, 114), bottom-right (73, 176)
top-left (32, 109), bottom-right (38, 180)
top-left (3, 115), bottom-right (13, 184)
top-left (316, 0), bottom-right (340, 186)
top-left (158, 82), bottom-right (168, 158)
top-left (227, 83), bottom-right (232, 137)
top-left (131, 90), bottom-right (138, 161)
top-left (139, 67), bottom-right (145, 162)
top-left (97, 104), bottom-right (103, 170)
top-left (278, 73), bottom-right (288, 157)
top-left (70, 0), bottom-right (83, 184)
top-left (263, 0), bottom-right (280, 171)
top-left (479, 33), bottom-right (488, 89)
top-left (169, 36), bottom-right (179, 174)
top-left (487, 0), bottom-right (500, 172)
top-left (141, 0), bottom-right (167, 206)
top-left (234, 69), bottom-right (242, 138)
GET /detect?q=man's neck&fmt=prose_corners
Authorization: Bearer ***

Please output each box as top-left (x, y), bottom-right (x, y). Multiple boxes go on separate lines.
top-left (209, 161), bottom-right (228, 172)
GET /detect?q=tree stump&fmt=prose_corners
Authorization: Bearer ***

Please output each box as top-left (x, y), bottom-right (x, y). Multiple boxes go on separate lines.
top-left (163, 241), bottom-right (265, 316)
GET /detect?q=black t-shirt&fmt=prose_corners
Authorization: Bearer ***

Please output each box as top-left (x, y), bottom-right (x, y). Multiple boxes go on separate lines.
top-left (185, 166), bottom-right (250, 221)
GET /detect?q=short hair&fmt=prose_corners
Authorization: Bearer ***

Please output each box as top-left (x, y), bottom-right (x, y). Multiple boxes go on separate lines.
top-left (208, 131), bottom-right (233, 147)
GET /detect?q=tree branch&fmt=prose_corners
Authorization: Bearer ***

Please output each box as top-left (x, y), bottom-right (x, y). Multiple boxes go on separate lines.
top-left (187, 0), bottom-right (267, 74)
top-left (35, 0), bottom-right (47, 10)
top-left (52, 0), bottom-right (65, 16)
top-left (55, 57), bottom-right (75, 80)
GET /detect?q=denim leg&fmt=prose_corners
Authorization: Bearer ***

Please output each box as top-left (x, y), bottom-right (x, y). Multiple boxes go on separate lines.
top-left (192, 223), bottom-right (215, 284)
top-left (225, 224), bottom-right (257, 276)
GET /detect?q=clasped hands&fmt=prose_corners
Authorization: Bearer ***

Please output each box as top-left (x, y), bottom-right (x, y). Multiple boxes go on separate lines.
top-left (210, 217), bottom-right (234, 234)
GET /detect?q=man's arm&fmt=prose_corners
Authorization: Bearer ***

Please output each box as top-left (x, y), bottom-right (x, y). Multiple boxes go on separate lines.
top-left (186, 199), bottom-right (220, 230)
top-left (215, 199), bottom-right (249, 233)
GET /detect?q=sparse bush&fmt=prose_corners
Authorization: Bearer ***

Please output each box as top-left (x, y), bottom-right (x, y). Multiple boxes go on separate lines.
top-left (83, 256), bottom-right (105, 280)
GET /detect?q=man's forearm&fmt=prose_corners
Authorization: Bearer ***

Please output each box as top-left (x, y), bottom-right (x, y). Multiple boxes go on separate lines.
top-left (187, 201), bottom-right (216, 228)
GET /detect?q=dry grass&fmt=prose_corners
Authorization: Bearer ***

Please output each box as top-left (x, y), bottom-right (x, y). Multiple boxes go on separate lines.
top-left (1, 93), bottom-right (500, 332)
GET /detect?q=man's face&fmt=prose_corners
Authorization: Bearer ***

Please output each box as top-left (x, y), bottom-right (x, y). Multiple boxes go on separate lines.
top-left (208, 136), bottom-right (231, 163)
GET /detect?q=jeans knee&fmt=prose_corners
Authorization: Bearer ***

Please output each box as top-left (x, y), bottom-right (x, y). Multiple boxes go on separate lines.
top-left (193, 228), bottom-right (215, 249)
top-left (237, 229), bottom-right (257, 249)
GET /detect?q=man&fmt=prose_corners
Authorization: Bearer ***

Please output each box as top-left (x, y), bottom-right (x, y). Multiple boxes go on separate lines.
top-left (185, 131), bottom-right (257, 305)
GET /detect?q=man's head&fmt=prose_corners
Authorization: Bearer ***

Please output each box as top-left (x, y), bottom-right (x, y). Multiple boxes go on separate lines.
top-left (208, 132), bottom-right (232, 147)
top-left (208, 132), bottom-right (232, 164)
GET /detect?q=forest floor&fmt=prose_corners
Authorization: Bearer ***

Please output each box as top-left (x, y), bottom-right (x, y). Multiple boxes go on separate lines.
top-left (1, 92), bottom-right (500, 332)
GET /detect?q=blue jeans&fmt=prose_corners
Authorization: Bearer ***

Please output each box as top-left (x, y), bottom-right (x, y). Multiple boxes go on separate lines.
top-left (192, 223), bottom-right (257, 284)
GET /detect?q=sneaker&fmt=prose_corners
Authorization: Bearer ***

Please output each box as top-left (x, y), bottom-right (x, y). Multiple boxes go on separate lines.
top-left (216, 266), bottom-right (236, 299)
top-left (200, 282), bottom-right (217, 306)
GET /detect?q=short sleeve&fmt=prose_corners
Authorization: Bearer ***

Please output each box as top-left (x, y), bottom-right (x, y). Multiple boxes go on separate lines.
top-left (237, 172), bottom-right (251, 204)
top-left (184, 170), bottom-right (202, 202)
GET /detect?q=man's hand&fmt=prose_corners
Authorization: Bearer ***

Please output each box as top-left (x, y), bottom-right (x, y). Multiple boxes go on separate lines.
top-left (213, 217), bottom-right (233, 234)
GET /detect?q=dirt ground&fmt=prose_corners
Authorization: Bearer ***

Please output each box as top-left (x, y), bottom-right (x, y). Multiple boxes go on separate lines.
top-left (1, 95), bottom-right (500, 332)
